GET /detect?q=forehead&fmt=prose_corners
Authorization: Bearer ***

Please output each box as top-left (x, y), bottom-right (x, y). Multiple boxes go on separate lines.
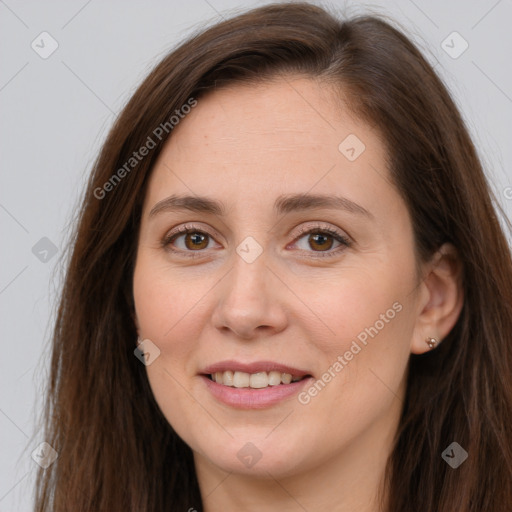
top-left (143, 77), bottom-right (392, 216)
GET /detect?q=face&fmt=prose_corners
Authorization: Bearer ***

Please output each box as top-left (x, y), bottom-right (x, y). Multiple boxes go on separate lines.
top-left (133, 77), bottom-right (425, 480)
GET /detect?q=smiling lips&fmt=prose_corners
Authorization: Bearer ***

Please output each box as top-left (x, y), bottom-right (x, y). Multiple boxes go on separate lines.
top-left (200, 360), bottom-right (313, 408)
top-left (201, 360), bottom-right (311, 386)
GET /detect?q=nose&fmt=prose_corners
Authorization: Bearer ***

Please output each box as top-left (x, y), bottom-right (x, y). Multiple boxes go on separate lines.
top-left (211, 250), bottom-right (288, 340)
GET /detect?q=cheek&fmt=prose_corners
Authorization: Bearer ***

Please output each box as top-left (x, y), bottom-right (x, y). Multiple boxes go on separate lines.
top-left (132, 256), bottom-right (208, 434)
top-left (133, 254), bottom-right (208, 344)
top-left (302, 261), bottom-right (417, 413)
top-left (132, 254), bottom-right (212, 406)
top-left (309, 260), bottom-right (414, 356)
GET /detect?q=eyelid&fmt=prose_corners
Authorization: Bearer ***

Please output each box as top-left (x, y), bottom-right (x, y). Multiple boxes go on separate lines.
top-left (164, 222), bottom-right (223, 242)
top-left (291, 221), bottom-right (351, 240)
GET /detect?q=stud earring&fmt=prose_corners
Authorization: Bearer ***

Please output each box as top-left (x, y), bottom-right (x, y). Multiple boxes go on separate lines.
top-left (425, 337), bottom-right (438, 349)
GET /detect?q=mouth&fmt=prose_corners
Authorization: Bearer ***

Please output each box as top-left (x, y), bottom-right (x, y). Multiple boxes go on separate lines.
top-left (199, 361), bottom-right (314, 409)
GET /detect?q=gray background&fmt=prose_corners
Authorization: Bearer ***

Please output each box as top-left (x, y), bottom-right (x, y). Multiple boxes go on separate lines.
top-left (1, 0), bottom-right (511, 510)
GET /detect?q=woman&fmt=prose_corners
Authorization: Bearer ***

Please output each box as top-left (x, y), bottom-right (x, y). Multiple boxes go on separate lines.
top-left (35, 2), bottom-right (512, 511)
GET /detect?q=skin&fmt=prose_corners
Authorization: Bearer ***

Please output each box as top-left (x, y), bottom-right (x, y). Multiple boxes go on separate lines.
top-left (132, 76), bottom-right (463, 511)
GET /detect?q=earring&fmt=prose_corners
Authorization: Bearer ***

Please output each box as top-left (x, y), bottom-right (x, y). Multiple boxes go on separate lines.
top-left (425, 337), bottom-right (438, 349)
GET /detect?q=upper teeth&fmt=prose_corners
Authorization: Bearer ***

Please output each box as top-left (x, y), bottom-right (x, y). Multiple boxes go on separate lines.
top-left (211, 370), bottom-right (303, 388)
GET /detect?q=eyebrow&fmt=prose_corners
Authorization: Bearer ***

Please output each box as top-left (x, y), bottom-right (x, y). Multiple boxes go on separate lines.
top-left (148, 193), bottom-right (373, 219)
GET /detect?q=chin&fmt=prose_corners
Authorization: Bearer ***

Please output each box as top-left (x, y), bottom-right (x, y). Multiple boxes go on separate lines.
top-left (191, 430), bottom-right (315, 479)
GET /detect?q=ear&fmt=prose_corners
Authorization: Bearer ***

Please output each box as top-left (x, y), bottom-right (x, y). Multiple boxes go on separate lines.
top-left (410, 243), bottom-right (464, 354)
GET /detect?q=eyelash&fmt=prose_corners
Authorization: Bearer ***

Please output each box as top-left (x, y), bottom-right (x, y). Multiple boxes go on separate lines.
top-left (161, 223), bottom-right (352, 259)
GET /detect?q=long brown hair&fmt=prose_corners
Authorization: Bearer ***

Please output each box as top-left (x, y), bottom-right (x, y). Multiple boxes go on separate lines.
top-left (34, 3), bottom-right (512, 510)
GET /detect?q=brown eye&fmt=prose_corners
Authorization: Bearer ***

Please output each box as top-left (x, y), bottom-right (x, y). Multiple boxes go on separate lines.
top-left (183, 232), bottom-right (209, 250)
top-left (162, 227), bottom-right (217, 257)
top-left (292, 226), bottom-right (351, 258)
top-left (308, 232), bottom-right (334, 251)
